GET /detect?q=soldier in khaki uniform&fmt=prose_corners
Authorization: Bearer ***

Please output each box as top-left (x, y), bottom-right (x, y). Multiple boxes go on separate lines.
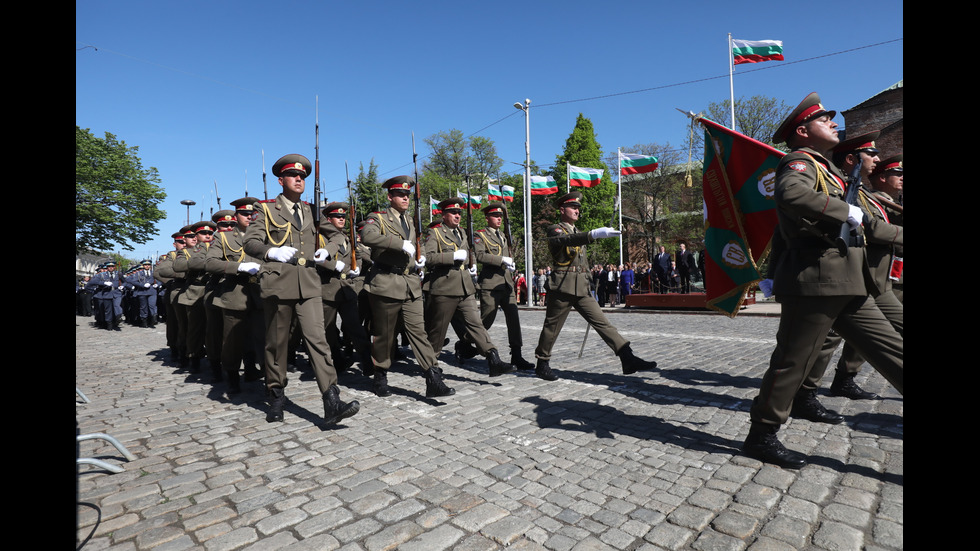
top-left (422, 197), bottom-right (514, 377)
top-left (799, 134), bottom-right (904, 407)
top-left (205, 197), bottom-right (264, 394)
top-left (173, 221), bottom-right (216, 372)
top-left (360, 176), bottom-right (455, 398)
top-left (155, 232), bottom-right (187, 363)
top-left (743, 93), bottom-right (904, 469)
top-left (532, 191), bottom-right (659, 380)
top-left (469, 202), bottom-right (535, 370)
top-left (317, 202), bottom-right (373, 377)
top-left (869, 155), bottom-right (903, 303)
top-left (243, 153), bottom-right (360, 425)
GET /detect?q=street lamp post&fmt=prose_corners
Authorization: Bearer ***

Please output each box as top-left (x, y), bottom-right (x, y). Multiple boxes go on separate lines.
top-left (180, 200), bottom-right (196, 226)
top-left (513, 99), bottom-right (532, 306)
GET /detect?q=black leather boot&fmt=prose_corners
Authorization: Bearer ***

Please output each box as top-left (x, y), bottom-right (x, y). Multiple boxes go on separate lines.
top-left (487, 349), bottom-right (515, 377)
top-left (226, 370), bottom-right (242, 395)
top-left (830, 370), bottom-right (879, 400)
top-left (791, 388), bottom-right (845, 424)
top-left (322, 384), bottom-right (360, 425)
top-left (742, 424), bottom-right (806, 469)
top-left (618, 345), bottom-right (658, 374)
top-left (374, 369), bottom-right (392, 397)
top-left (266, 388), bottom-right (286, 422)
top-left (535, 359), bottom-right (558, 381)
top-left (510, 351), bottom-right (535, 371)
top-left (424, 364), bottom-right (456, 397)
top-left (454, 341), bottom-right (479, 364)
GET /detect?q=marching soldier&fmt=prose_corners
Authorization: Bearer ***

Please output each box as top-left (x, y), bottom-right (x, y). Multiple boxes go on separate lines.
top-left (243, 153), bottom-right (360, 425)
top-left (155, 232), bottom-right (188, 362)
top-left (422, 197), bottom-right (514, 377)
top-left (317, 202), bottom-right (373, 377)
top-left (359, 175), bottom-right (455, 398)
top-left (742, 93), bottom-right (903, 469)
top-left (868, 155), bottom-right (903, 303)
top-left (205, 198), bottom-right (264, 394)
top-left (173, 221), bottom-right (216, 373)
top-left (87, 261), bottom-right (120, 330)
top-left (472, 201), bottom-right (535, 370)
top-left (533, 191), bottom-right (658, 380)
top-left (126, 259), bottom-right (159, 328)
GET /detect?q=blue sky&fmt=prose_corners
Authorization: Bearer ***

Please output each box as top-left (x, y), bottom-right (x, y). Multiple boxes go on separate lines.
top-left (76, 0), bottom-right (903, 261)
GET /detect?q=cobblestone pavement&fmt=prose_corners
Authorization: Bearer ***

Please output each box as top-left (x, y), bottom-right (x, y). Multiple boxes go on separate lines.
top-left (76, 306), bottom-right (902, 550)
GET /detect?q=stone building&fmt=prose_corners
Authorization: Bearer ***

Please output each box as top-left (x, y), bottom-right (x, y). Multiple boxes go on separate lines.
top-left (841, 80), bottom-right (903, 158)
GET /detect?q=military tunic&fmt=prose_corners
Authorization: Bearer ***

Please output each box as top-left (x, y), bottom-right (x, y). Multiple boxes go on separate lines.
top-left (533, 221), bottom-right (629, 361)
top-left (422, 224), bottom-right (496, 356)
top-left (317, 223), bottom-right (371, 368)
top-left (360, 208), bottom-right (438, 371)
top-left (242, 194), bottom-right (338, 394)
top-left (473, 227), bottom-right (523, 351)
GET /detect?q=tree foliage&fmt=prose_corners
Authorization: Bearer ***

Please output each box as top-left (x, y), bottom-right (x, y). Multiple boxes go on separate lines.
top-left (76, 126), bottom-right (167, 254)
top-left (351, 159), bottom-right (383, 221)
top-left (688, 95), bottom-right (792, 154)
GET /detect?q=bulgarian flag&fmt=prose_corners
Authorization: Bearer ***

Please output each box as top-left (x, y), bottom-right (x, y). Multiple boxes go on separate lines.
top-left (530, 175), bottom-right (557, 195)
top-left (619, 152), bottom-right (659, 176)
top-left (568, 164), bottom-right (604, 187)
top-left (458, 190), bottom-right (482, 209)
top-left (488, 183), bottom-right (516, 202)
top-left (731, 39), bottom-right (784, 65)
top-left (699, 116), bottom-right (783, 317)
top-left (430, 196), bottom-right (441, 216)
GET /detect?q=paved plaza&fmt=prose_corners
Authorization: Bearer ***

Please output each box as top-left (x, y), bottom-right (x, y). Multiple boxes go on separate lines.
top-left (76, 305), bottom-right (902, 550)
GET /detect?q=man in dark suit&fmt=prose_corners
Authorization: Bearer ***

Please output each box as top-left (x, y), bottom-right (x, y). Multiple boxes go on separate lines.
top-left (653, 246), bottom-right (671, 293)
top-left (676, 243), bottom-right (696, 293)
top-left (243, 154), bottom-right (360, 425)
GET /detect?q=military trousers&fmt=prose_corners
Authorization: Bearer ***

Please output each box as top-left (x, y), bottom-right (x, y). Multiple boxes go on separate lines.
top-left (220, 307), bottom-right (264, 376)
top-left (534, 290), bottom-right (628, 362)
top-left (262, 295), bottom-right (337, 394)
top-left (750, 294), bottom-right (903, 429)
top-left (478, 288), bottom-right (523, 351)
top-left (425, 293), bottom-right (496, 357)
top-left (804, 289), bottom-right (904, 389)
top-left (323, 285), bottom-right (371, 363)
top-left (369, 294), bottom-right (437, 371)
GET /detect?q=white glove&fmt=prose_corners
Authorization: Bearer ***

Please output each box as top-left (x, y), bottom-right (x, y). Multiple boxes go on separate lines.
top-left (502, 256), bottom-right (513, 266)
top-left (846, 205), bottom-right (863, 228)
top-left (505, 261), bottom-right (517, 272)
top-left (590, 227), bottom-right (621, 239)
top-left (347, 267), bottom-right (360, 277)
top-left (334, 260), bottom-right (346, 273)
top-left (402, 240), bottom-right (416, 257)
top-left (468, 265), bottom-right (478, 276)
top-left (758, 278), bottom-right (774, 298)
top-left (143, 282), bottom-right (152, 288)
top-left (104, 281), bottom-right (113, 287)
top-left (267, 246), bottom-right (297, 263)
top-left (238, 262), bottom-right (260, 275)
top-left (313, 248), bottom-right (330, 264)
top-left (414, 255), bottom-right (427, 269)
top-left (453, 249), bottom-right (468, 262)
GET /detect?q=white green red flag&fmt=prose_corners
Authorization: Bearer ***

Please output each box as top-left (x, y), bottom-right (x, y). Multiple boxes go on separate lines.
top-left (430, 196), bottom-right (441, 216)
top-left (530, 175), bottom-right (558, 195)
top-left (568, 165), bottom-right (604, 187)
top-left (731, 39), bottom-right (783, 65)
top-left (619, 153), bottom-right (659, 176)
top-left (457, 191), bottom-right (482, 209)
top-left (699, 116), bottom-right (783, 317)
top-left (488, 183), bottom-right (516, 202)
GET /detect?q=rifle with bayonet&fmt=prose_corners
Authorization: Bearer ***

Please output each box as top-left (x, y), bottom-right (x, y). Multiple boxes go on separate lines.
top-left (464, 169), bottom-right (476, 274)
top-left (261, 149), bottom-right (268, 200)
top-left (835, 158), bottom-right (864, 256)
top-left (345, 160), bottom-right (357, 272)
top-left (411, 132), bottom-right (423, 265)
top-left (313, 96), bottom-right (321, 227)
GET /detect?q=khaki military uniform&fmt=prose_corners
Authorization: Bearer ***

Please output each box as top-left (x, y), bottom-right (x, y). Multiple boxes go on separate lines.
top-left (173, 244), bottom-right (209, 363)
top-left (534, 221), bottom-right (629, 361)
top-left (750, 148), bottom-right (903, 429)
top-left (205, 228), bottom-right (265, 381)
top-left (155, 250), bottom-right (184, 354)
top-left (360, 208), bottom-right (438, 371)
top-left (317, 223), bottom-right (371, 368)
top-left (473, 227), bottom-right (523, 352)
top-left (422, 225), bottom-right (496, 356)
top-left (242, 195), bottom-right (338, 394)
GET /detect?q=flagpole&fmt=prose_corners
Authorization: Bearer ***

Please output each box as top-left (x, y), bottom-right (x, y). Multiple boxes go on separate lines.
top-left (566, 161), bottom-right (570, 193)
top-left (617, 147), bottom-right (623, 265)
top-left (728, 33), bottom-right (736, 132)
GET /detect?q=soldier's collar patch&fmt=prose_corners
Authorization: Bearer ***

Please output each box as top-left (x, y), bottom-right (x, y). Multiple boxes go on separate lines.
top-left (788, 161), bottom-right (808, 173)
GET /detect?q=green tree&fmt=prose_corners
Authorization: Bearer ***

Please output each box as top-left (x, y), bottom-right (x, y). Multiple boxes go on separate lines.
top-left (546, 113), bottom-right (617, 266)
top-left (76, 126), bottom-right (167, 254)
top-left (688, 95), bottom-right (792, 154)
top-left (351, 159), bottom-right (383, 221)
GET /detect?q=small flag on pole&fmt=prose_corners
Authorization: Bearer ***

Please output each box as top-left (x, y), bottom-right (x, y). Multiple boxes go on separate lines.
top-left (430, 196), bottom-right (441, 215)
top-left (619, 152), bottom-right (659, 176)
top-left (530, 175), bottom-right (558, 195)
top-left (568, 165), bottom-right (604, 187)
top-left (731, 39), bottom-right (784, 65)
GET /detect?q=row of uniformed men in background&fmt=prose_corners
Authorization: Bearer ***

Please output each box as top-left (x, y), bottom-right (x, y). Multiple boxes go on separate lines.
top-left (146, 153), bottom-right (658, 427)
top-left (81, 258), bottom-right (163, 330)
